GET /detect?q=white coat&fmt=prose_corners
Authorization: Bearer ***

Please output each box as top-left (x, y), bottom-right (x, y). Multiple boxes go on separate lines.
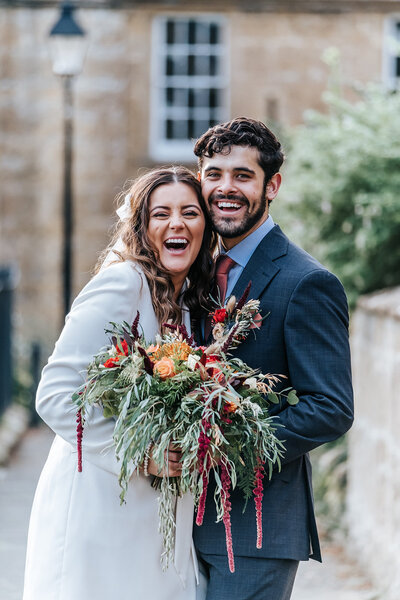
top-left (23, 260), bottom-right (204, 600)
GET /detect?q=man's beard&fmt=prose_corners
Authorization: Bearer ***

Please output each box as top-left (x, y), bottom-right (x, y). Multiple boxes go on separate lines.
top-left (208, 192), bottom-right (267, 239)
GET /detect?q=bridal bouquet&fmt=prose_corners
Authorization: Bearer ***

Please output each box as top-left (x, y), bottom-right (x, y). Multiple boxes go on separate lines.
top-left (72, 283), bottom-right (299, 572)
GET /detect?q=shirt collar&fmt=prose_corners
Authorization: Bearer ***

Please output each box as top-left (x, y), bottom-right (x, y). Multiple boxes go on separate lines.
top-left (222, 215), bottom-right (275, 267)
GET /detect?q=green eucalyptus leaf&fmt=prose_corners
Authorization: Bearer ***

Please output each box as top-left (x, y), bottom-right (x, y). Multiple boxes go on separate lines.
top-left (268, 392), bottom-right (279, 404)
top-left (287, 390), bottom-right (299, 406)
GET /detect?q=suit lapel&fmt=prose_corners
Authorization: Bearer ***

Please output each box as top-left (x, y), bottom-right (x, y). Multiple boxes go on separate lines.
top-left (231, 224), bottom-right (289, 301)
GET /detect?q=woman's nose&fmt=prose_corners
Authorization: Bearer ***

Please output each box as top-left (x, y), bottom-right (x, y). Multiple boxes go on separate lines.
top-left (169, 213), bottom-right (184, 229)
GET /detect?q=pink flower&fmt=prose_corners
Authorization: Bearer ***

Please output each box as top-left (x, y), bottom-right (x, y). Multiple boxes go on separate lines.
top-left (250, 312), bottom-right (262, 330)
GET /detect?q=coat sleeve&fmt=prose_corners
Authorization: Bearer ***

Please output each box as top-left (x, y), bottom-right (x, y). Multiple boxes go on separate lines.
top-left (274, 268), bottom-right (354, 464)
top-left (36, 261), bottom-right (143, 476)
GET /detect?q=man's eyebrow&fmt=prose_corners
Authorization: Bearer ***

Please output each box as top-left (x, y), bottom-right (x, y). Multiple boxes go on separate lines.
top-left (233, 167), bottom-right (256, 174)
top-left (203, 166), bottom-right (256, 174)
top-left (204, 165), bottom-right (221, 173)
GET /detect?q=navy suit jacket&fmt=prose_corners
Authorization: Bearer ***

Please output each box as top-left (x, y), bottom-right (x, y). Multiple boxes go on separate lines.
top-left (193, 224), bottom-right (354, 562)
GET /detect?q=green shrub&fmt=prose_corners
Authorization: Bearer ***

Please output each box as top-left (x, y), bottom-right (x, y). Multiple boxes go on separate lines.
top-left (279, 74), bottom-right (400, 307)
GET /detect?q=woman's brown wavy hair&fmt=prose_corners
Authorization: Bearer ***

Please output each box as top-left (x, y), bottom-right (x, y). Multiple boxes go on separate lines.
top-left (96, 166), bottom-right (216, 327)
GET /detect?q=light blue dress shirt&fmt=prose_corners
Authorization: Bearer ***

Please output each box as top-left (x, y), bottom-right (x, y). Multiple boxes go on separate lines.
top-left (222, 215), bottom-right (275, 298)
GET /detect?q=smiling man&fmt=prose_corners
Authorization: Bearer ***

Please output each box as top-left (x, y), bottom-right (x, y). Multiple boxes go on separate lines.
top-left (193, 117), bottom-right (354, 600)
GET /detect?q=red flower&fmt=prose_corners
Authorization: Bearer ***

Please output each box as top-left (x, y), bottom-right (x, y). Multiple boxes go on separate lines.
top-left (117, 339), bottom-right (129, 356)
top-left (103, 357), bottom-right (120, 368)
top-left (212, 308), bottom-right (227, 323)
top-left (205, 355), bottom-right (220, 363)
top-left (103, 339), bottom-right (130, 368)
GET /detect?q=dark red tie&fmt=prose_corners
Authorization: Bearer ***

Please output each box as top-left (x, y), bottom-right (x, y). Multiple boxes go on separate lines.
top-left (215, 254), bottom-right (236, 303)
top-left (205, 255), bottom-right (236, 341)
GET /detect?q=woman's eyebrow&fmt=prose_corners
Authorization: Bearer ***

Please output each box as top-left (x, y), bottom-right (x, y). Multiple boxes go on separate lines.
top-left (150, 204), bottom-right (200, 213)
top-left (149, 205), bottom-right (170, 213)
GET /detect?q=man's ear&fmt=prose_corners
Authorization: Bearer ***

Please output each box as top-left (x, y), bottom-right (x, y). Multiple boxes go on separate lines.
top-left (197, 171), bottom-right (201, 182)
top-left (266, 173), bottom-right (281, 202)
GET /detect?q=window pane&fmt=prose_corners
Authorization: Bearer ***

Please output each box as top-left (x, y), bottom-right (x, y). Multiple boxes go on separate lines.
top-left (210, 23), bottom-right (219, 45)
top-left (210, 55), bottom-right (219, 76)
top-left (166, 119), bottom-right (189, 140)
top-left (166, 87), bottom-right (188, 107)
top-left (166, 119), bottom-right (174, 139)
top-left (173, 21), bottom-right (189, 44)
top-left (166, 56), bottom-right (173, 76)
top-left (166, 20), bottom-right (174, 45)
top-left (195, 55), bottom-right (210, 76)
top-left (195, 22), bottom-right (210, 44)
top-left (193, 88), bottom-right (209, 107)
top-left (167, 55), bottom-right (187, 76)
top-left (172, 120), bottom-right (189, 139)
top-left (209, 88), bottom-right (220, 108)
top-left (188, 20), bottom-right (196, 45)
top-left (193, 120), bottom-right (211, 139)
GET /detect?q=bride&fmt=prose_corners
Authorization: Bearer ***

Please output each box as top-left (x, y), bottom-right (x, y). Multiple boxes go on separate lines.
top-left (23, 166), bottom-right (216, 600)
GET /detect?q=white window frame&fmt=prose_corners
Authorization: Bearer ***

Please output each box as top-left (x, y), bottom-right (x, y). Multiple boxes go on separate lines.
top-left (383, 16), bottom-right (400, 90)
top-left (150, 14), bottom-right (229, 162)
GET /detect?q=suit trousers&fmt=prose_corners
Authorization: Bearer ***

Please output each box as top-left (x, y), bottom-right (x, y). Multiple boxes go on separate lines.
top-left (197, 551), bottom-right (299, 600)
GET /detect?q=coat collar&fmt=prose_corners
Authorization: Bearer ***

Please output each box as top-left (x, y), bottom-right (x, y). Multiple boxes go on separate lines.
top-left (230, 224), bottom-right (288, 301)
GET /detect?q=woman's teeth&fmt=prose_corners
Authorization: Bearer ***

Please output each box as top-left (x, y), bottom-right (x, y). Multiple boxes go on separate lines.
top-left (164, 238), bottom-right (189, 250)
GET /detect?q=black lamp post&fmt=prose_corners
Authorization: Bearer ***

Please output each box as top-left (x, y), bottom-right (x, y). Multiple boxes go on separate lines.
top-left (48, 2), bottom-right (88, 318)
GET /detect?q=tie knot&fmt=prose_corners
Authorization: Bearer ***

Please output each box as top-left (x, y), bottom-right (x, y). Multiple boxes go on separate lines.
top-left (215, 254), bottom-right (236, 276)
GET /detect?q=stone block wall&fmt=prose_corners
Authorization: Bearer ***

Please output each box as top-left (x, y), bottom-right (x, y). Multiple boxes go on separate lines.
top-left (347, 287), bottom-right (400, 599)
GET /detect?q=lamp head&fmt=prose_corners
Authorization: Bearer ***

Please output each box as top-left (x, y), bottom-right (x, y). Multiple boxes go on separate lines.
top-left (48, 3), bottom-right (87, 77)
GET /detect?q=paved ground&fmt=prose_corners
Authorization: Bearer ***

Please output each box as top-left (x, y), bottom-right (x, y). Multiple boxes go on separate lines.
top-left (0, 426), bottom-right (380, 600)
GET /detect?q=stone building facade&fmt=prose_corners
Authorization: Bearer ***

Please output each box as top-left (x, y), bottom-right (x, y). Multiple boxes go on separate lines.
top-left (1, 0), bottom-right (399, 349)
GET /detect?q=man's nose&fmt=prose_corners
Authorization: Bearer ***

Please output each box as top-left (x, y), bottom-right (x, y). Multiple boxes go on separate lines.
top-left (217, 175), bottom-right (237, 196)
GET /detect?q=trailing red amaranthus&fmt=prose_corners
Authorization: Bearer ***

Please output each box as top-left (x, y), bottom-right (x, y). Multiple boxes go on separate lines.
top-left (76, 410), bottom-right (84, 472)
top-left (196, 419), bottom-right (211, 526)
top-left (253, 461), bottom-right (265, 549)
top-left (220, 462), bottom-right (235, 573)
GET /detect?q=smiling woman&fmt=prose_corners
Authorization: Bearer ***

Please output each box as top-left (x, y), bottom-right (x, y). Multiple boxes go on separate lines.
top-left (147, 182), bottom-right (206, 298)
top-left (23, 166), bottom-right (217, 600)
top-left (98, 166), bottom-right (217, 327)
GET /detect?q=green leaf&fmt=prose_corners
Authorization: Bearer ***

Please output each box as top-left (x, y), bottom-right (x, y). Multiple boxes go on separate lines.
top-left (268, 392), bottom-right (279, 404)
top-left (287, 390), bottom-right (299, 406)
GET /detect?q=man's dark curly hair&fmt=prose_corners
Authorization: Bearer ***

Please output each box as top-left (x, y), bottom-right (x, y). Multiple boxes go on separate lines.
top-left (194, 116), bottom-right (285, 183)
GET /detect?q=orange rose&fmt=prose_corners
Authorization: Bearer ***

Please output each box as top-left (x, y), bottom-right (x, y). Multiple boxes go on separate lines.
top-left (224, 400), bottom-right (238, 413)
top-left (154, 357), bottom-right (176, 380)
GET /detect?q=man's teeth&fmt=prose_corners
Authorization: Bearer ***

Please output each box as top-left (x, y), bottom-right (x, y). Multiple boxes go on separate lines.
top-left (217, 201), bottom-right (241, 209)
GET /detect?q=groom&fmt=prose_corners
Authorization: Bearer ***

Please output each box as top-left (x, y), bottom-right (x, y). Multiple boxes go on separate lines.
top-left (193, 117), bottom-right (354, 599)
